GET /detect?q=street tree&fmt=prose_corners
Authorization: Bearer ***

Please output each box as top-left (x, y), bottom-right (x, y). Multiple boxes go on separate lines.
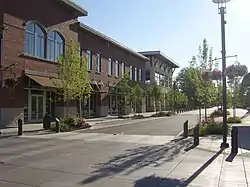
top-left (54, 41), bottom-right (92, 117)
top-left (226, 62), bottom-right (248, 117)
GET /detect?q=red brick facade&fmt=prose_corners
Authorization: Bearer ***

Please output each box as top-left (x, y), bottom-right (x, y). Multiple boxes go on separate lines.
top-left (0, 0), bottom-right (150, 126)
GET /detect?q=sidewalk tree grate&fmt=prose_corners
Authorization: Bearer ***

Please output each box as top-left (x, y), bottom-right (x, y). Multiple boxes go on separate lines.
top-left (90, 164), bottom-right (116, 169)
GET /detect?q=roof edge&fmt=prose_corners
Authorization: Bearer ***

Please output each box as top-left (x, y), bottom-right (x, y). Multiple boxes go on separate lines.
top-left (79, 23), bottom-right (149, 61)
top-left (139, 51), bottom-right (180, 68)
top-left (59, 0), bottom-right (88, 16)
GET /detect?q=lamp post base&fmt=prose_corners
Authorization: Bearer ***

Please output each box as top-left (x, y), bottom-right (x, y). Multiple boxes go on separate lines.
top-left (220, 142), bottom-right (229, 149)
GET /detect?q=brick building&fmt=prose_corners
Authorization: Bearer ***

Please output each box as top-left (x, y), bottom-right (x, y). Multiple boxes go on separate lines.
top-left (0, 0), bottom-right (178, 127)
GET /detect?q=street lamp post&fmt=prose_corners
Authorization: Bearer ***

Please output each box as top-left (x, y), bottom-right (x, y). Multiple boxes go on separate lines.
top-left (212, 0), bottom-right (231, 148)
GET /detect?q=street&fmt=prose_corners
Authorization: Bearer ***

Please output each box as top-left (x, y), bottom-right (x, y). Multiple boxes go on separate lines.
top-left (84, 113), bottom-right (198, 136)
top-left (0, 108), bottom-right (249, 187)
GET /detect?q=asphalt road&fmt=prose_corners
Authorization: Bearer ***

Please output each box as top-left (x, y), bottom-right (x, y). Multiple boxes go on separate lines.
top-left (84, 113), bottom-right (199, 136)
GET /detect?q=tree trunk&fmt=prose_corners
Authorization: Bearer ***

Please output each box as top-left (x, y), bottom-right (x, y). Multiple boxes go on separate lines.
top-left (233, 106), bottom-right (236, 118)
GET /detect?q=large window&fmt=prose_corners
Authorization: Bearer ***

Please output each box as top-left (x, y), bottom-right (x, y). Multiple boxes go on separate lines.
top-left (130, 66), bottom-right (133, 80)
top-left (87, 50), bottom-right (92, 71)
top-left (139, 69), bottom-right (142, 82)
top-left (134, 67), bottom-right (137, 81)
top-left (108, 58), bottom-right (112, 75)
top-left (155, 72), bottom-right (165, 86)
top-left (155, 72), bottom-right (160, 85)
top-left (96, 53), bottom-right (101, 73)
top-left (47, 31), bottom-right (64, 61)
top-left (115, 61), bottom-right (119, 77)
top-left (121, 63), bottom-right (125, 78)
top-left (24, 22), bottom-right (45, 58)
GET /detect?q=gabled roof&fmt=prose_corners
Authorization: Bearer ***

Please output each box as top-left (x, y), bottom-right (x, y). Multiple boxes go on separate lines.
top-left (139, 51), bottom-right (179, 68)
top-left (57, 0), bottom-right (88, 16)
top-left (79, 23), bottom-right (149, 61)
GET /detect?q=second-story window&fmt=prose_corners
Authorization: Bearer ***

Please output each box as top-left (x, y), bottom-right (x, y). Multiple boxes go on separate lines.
top-left (96, 53), bottom-right (101, 73)
top-left (47, 31), bottom-right (64, 62)
top-left (24, 22), bottom-right (45, 58)
top-left (121, 63), bottom-right (125, 78)
top-left (139, 69), bottom-right (142, 82)
top-left (108, 58), bottom-right (112, 75)
top-left (115, 61), bottom-right (119, 77)
top-left (134, 67), bottom-right (137, 81)
top-left (130, 66), bottom-right (133, 80)
top-left (87, 50), bottom-right (92, 71)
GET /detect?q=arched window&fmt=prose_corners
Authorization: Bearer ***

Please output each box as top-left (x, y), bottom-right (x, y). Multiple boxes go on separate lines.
top-left (24, 22), bottom-right (45, 58)
top-left (47, 31), bottom-right (64, 62)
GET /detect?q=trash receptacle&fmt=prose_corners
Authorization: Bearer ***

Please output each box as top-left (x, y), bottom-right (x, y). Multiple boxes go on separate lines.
top-left (43, 113), bottom-right (51, 130)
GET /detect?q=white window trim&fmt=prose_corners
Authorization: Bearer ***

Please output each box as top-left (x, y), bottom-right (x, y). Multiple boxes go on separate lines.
top-left (96, 53), bottom-right (101, 73)
top-left (115, 61), bottom-right (119, 77)
top-left (108, 58), bottom-right (112, 75)
top-left (87, 50), bottom-right (92, 71)
top-left (130, 66), bottom-right (133, 80)
top-left (139, 69), bottom-right (142, 82)
top-left (134, 67), bottom-right (137, 81)
top-left (121, 63), bottom-right (125, 78)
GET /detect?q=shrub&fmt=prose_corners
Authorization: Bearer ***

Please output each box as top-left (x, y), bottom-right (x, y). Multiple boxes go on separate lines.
top-left (132, 114), bottom-right (145, 119)
top-left (50, 116), bottom-right (91, 132)
top-left (50, 123), bottom-right (71, 132)
top-left (227, 117), bottom-right (241, 124)
top-left (61, 115), bottom-right (75, 127)
top-left (189, 123), bottom-right (229, 137)
top-left (151, 111), bottom-right (174, 117)
top-left (210, 110), bottom-right (231, 118)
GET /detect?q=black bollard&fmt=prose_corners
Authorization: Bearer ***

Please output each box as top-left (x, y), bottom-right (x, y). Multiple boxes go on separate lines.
top-left (231, 126), bottom-right (238, 154)
top-left (18, 119), bottom-right (23, 136)
top-left (55, 118), bottom-right (60, 133)
top-left (183, 120), bottom-right (189, 138)
top-left (194, 124), bottom-right (199, 146)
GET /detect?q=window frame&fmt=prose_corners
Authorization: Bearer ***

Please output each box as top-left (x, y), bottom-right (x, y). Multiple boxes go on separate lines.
top-left (96, 53), bottom-right (101, 73)
top-left (130, 66), bottom-right (133, 80)
top-left (139, 69), bottom-right (142, 82)
top-left (115, 61), bottom-right (119, 77)
top-left (24, 22), bottom-right (46, 58)
top-left (87, 49), bottom-right (92, 71)
top-left (121, 63), bottom-right (125, 78)
top-left (47, 31), bottom-right (65, 62)
top-left (108, 58), bottom-right (112, 76)
top-left (134, 67), bottom-right (137, 81)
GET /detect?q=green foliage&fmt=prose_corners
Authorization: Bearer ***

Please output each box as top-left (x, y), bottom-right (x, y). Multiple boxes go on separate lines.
top-left (50, 116), bottom-right (91, 132)
top-left (177, 39), bottom-right (218, 112)
top-left (168, 90), bottom-right (188, 108)
top-left (226, 63), bottom-right (248, 109)
top-left (227, 117), bottom-right (242, 124)
top-left (50, 123), bottom-right (71, 132)
top-left (54, 41), bottom-right (91, 116)
top-left (118, 73), bottom-right (133, 105)
top-left (210, 110), bottom-right (231, 118)
top-left (189, 123), bottom-right (229, 137)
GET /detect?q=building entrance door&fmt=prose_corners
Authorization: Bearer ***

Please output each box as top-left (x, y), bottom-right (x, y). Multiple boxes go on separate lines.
top-left (31, 95), bottom-right (44, 122)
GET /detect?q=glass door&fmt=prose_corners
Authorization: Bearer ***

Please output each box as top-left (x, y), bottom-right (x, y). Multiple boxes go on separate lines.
top-left (31, 95), bottom-right (44, 122)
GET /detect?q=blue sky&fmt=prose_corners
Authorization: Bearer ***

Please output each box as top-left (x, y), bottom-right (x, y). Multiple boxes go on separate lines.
top-left (73, 0), bottom-right (250, 75)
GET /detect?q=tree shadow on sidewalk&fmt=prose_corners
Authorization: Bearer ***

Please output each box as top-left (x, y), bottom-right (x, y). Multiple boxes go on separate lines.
top-left (80, 137), bottom-right (193, 185)
top-left (133, 148), bottom-right (225, 187)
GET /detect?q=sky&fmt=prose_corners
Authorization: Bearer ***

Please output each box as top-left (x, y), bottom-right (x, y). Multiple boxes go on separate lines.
top-left (72, 0), bottom-right (250, 76)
